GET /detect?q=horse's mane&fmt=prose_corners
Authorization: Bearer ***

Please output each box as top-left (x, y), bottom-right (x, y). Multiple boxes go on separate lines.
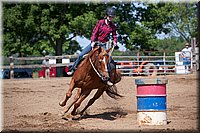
top-left (85, 46), bottom-right (103, 61)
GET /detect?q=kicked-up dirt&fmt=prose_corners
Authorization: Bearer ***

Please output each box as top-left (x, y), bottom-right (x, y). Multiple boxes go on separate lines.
top-left (1, 72), bottom-right (199, 132)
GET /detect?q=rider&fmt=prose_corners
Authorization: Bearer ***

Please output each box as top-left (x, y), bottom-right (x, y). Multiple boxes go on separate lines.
top-left (67, 7), bottom-right (117, 86)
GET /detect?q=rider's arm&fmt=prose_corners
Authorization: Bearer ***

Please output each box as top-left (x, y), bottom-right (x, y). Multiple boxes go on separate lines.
top-left (111, 23), bottom-right (117, 46)
top-left (91, 20), bottom-right (101, 46)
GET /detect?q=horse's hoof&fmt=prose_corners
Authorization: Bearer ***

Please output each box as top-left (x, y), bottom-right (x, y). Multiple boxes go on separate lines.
top-left (71, 111), bottom-right (78, 116)
top-left (59, 101), bottom-right (66, 107)
top-left (72, 114), bottom-right (82, 120)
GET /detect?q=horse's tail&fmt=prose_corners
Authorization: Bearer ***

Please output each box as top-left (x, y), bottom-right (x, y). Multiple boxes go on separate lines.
top-left (106, 85), bottom-right (123, 99)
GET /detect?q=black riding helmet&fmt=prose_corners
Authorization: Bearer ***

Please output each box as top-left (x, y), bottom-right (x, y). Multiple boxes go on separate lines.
top-left (106, 7), bottom-right (116, 17)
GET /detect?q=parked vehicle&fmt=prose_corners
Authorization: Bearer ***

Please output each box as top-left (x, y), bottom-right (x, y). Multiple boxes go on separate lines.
top-left (38, 67), bottom-right (56, 78)
top-left (0, 68), bottom-right (33, 79)
top-left (37, 65), bottom-right (72, 78)
top-left (38, 58), bottom-right (72, 78)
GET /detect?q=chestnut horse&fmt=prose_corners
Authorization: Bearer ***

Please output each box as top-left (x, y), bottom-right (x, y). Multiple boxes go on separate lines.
top-left (59, 45), bottom-right (122, 117)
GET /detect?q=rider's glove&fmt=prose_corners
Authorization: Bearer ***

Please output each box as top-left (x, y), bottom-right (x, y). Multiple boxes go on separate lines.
top-left (91, 42), bottom-right (95, 48)
top-left (113, 42), bottom-right (117, 47)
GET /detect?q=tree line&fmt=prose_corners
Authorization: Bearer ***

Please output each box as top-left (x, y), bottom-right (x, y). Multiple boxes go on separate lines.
top-left (2, 2), bottom-right (198, 58)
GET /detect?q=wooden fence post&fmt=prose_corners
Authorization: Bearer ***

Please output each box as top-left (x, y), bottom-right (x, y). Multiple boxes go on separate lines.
top-left (163, 52), bottom-right (166, 75)
top-left (137, 51), bottom-right (140, 75)
top-left (9, 56), bottom-right (14, 79)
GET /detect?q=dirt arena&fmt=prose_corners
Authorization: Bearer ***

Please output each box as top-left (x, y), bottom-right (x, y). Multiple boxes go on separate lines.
top-left (2, 72), bottom-right (199, 132)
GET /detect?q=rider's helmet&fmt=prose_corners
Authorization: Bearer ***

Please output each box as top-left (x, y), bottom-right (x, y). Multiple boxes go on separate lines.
top-left (106, 7), bottom-right (116, 17)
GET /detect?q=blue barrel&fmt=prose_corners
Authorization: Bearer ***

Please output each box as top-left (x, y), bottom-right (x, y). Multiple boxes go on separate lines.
top-left (137, 96), bottom-right (166, 111)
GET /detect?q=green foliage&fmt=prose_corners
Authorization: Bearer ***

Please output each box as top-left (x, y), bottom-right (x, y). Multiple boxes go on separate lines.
top-left (115, 3), bottom-right (176, 51)
top-left (69, 11), bottom-right (98, 38)
top-left (153, 37), bottom-right (185, 56)
top-left (2, 2), bottom-right (198, 57)
top-left (165, 3), bottom-right (198, 42)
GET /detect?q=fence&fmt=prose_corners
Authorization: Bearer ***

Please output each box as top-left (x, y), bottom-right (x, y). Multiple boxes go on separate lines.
top-left (113, 50), bottom-right (198, 76)
top-left (1, 51), bottom-right (197, 79)
top-left (113, 54), bottom-right (176, 76)
top-left (1, 55), bottom-right (77, 79)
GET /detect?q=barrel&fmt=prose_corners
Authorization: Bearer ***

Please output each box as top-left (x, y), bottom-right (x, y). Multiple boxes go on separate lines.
top-left (135, 77), bottom-right (168, 125)
top-left (137, 96), bottom-right (166, 111)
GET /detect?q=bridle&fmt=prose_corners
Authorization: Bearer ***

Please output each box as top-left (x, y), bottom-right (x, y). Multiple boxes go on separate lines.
top-left (89, 47), bottom-right (110, 82)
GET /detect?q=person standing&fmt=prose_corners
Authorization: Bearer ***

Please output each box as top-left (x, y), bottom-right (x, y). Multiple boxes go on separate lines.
top-left (42, 56), bottom-right (50, 78)
top-left (181, 43), bottom-right (192, 73)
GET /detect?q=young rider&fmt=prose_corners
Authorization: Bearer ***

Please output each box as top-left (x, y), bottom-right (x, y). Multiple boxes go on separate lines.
top-left (67, 7), bottom-right (117, 86)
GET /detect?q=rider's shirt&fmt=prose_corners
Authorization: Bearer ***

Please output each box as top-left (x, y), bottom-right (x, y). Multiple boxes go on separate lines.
top-left (182, 47), bottom-right (192, 58)
top-left (91, 19), bottom-right (117, 44)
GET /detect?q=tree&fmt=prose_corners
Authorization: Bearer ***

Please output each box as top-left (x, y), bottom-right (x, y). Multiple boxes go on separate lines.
top-left (166, 3), bottom-right (198, 42)
top-left (3, 2), bottom-right (198, 58)
top-left (113, 3), bottom-right (174, 51)
top-left (3, 4), bottom-right (38, 57)
top-left (3, 4), bottom-right (93, 57)
top-left (154, 37), bottom-right (185, 55)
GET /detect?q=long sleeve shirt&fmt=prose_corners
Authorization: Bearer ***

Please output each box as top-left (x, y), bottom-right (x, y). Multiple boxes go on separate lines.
top-left (91, 19), bottom-right (117, 44)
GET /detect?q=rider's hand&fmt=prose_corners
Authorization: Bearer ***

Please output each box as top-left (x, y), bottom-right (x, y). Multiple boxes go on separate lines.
top-left (113, 42), bottom-right (117, 47)
top-left (91, 42), bottom-right (95, 49)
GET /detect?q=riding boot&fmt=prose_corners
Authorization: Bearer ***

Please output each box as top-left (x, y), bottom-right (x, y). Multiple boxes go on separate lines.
top-left (67, 67), bottom-right (77, 76)
top-left (106, 57), bottom-right (115, 86)
top-left (106, 72), bottom-right (113, 86)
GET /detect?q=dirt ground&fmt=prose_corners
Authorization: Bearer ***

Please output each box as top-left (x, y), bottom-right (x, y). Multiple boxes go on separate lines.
top-left (1, 72), bottom-right (199, 132)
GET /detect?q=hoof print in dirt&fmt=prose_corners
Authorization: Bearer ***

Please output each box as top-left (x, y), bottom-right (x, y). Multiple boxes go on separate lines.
top-left (62, 117), bottom-right (69, 121)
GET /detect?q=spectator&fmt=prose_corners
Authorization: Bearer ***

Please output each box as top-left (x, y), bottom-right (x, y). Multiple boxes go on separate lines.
top-left (181, 43), bottom-right (192, 73)
top-left (42, 56), bottom-right (50, 78)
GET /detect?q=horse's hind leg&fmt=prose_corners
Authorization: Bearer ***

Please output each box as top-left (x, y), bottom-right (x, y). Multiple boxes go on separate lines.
top-left (71, 90), bottom-right (91, 116)
top-left (79, 88), bottom-right (104, 116)
top-left (59, 78), bottom-right (76, 107)
top-left (61, 88), bottom-right (81, 115)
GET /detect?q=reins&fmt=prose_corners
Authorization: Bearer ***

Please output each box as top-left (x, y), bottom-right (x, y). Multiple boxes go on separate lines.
top-left (88, 46), bottom-right (113, 82)
top-left (89, 57), bottom-right (102, 79)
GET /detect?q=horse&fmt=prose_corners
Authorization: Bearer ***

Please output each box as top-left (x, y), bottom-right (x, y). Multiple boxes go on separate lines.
top-left (59, 45), bottom-right (122, 117)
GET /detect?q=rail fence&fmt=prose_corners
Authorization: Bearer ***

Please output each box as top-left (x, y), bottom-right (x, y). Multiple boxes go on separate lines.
top-left (113, 55), bottom-right (176, 76)
top-left (1, 50), bottom-right (198, 79)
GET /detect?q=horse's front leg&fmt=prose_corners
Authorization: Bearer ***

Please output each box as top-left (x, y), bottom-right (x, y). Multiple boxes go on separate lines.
top-left (79, 88), bottom-right (104, 116)
top-left (59, 78), bottom-right (76, 107)
top-left (61, 88), bottom-right (81, 115)
top-left (71, 89), bottom-right (91, 116)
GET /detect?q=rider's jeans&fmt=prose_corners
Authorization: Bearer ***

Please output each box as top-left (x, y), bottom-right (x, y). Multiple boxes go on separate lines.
top-left (71, 44), bottom-right (92, 69)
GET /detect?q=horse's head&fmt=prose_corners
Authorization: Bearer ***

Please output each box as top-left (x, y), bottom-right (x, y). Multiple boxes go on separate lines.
top-left (89, 46), bottom-right (110, 82)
